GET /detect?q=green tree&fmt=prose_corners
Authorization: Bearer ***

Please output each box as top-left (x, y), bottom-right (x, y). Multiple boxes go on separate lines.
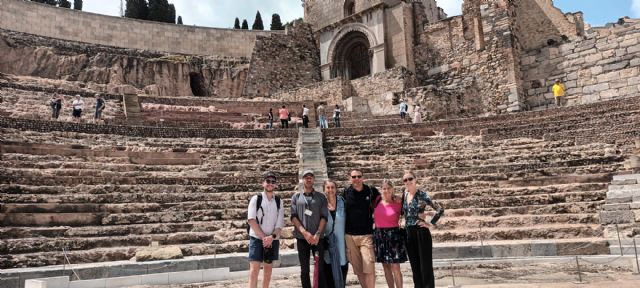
top-left (125, 0), bottom-right (148, 20)
top-left (177, 16), bottom-right (183, 25)
top-left (252, 10), bottom-right (264, 30)
top-left (73, 0), bottom-right (82, 10)
top-left (167, 3), bottom-right (176, 23)
top-left (241, 19), bottom-right (248, 30)
top-left (148, 0), bottom-right (167, 22)
top-left (58, 0), bottom-right (71, 8)
top-left (234, 17), bottom-right (240, 29)
top-left (270, 13), bottom-right (284, 30)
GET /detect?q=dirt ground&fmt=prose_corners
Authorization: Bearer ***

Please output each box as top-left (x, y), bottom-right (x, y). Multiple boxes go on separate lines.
top-left (134, 260), bottom-right (640, 288)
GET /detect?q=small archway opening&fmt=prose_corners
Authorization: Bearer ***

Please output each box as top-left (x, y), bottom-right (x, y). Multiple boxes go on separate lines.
top-left (189, 72), bottom-right (207, 96)
top-left (344, 0), bottom-right (355, 17)
top-left (331, 31), bottom-right (371, 80)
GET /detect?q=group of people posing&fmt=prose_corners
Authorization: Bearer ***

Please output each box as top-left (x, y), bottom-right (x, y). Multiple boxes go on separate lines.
top-left (267, 104), bottom-right (342, 129)
top-left (247, 169), bottom-right (444, 288)
top-left (48, 93), bottom-right (106, 121)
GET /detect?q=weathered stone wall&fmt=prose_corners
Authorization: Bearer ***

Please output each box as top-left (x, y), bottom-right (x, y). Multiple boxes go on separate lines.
top-left (304, 0), bottom-right (388, 30)
top-left (521, 20), bottom-right (640, 108)
top-left (243, 23), bottom-right (321, 98)
top-left (138, 96), bottom-right (308, 117)
top-left (350, 67), bottom-right (416, 114)
top-left (511, 0), bottom-right (584, 51)
top-left (272, 79), bottom-right (343, 105)
top-left (0, 29), bottom-right (249, 97)
top-left (0, 0), bottom-right (276, 57)
top-left (413, 1), bottom-right (523, 115)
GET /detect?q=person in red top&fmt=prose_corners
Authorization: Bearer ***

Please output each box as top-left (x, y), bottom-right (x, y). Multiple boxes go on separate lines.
top-left (278, 105), bottom-right (289, 128)
top-left (373, 180), bottom-right (407, 288)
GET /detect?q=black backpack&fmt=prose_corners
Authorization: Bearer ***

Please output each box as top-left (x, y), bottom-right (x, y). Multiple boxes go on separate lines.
top-left (247, 194), bottom-right (281, 234)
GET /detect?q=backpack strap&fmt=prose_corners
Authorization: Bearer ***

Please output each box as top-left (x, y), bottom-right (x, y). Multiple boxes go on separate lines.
top-left (255, 194), bottom-right (264, 225)
top-left (400, 191), bottom-right (406, 216)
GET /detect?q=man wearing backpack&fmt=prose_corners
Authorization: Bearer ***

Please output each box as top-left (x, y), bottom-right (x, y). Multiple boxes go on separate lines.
top-left (247, 171), bottom-right (284, 288)
top-left (344, 169), bottom-right (380, 288)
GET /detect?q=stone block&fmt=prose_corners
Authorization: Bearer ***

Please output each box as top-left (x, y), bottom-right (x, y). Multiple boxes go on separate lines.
top-left (202, 268), bottom-right (230, 282)
top-left (139, 274), bottom-right (169, 286)
top-left (636, 210), bottom-right (640, 222)
top-left (168, 270), bottom-right (202, 285)
top-left (530, 242), bottom-right (558, 256)
top-left (600, 210), bottom-right (634, 224)
top-left (619, 85), bottom-right (639, 96)
top-left (69, 279), bottom-right (107, 288)
top-left (606, 196), bottom-right (633, 204)
top-left (106, 276), bottom-right (141, 288)
top-left (564, 80), bottom-right (577, 89)
top-left (630, 203), bottom-right (640, 209)
top-left (619, 67), bottom-right (639, 78)
top-left (583, 83), bottom-right (610, 94)
top-left (590, 66), bottom-right (604, 75)
top-left (612, 179), bottom-right (639, 185)
top-left (24, 280), bottom-right (46, 288)
top-left (599, 89), bottom-right (619, 99)
top-left (610, 79), bottom-right (629, 89)
top-left (604, 61), bottom-right (630, 72)
top-left (628, 44), bottom-right (640, 54)
top-left (585, 53), bottom-right (603, 63)
top-left (631, 58), bottom-right (640, 67)
top-left (597, 71), bottom-right (620, 82)
top-left (619, 38), bottom-right (638, 48)
top-left (603, 203), bottom-right (631, 211)
top-left (566, 72), bottom-right (578, 80)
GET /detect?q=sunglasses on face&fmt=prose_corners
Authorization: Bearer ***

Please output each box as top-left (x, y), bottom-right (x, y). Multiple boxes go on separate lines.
top-left (403, 177), bottom-right (415, 183)
top-left (351, 175), bottom-right (363, 179)
top-left (265, 179), bottom-right (277, 184)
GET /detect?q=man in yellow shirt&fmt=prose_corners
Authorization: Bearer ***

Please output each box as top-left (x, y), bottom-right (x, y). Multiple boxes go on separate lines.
top-left (552, 79), bottom-right (566, 107)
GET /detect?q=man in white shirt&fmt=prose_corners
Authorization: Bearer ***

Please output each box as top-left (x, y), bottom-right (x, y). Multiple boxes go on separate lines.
top-left (71, 95), bottom-right (84, 121)
top-left (247, 171), bottom-right (285, 288)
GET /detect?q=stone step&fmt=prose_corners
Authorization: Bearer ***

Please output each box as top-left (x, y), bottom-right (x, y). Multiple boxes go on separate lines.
top-left (0, 184), bottom-right (298, 195)
top-left (435, 190), bottom-right (606, 210)
top-left (0, 175), bottom-right (300, 186)
top-left (436, 214), bottom-right (601, 230)
top-left (430, 224), bottom-right (604, 242)
top-left (430, 183), bottom-right (608, 200)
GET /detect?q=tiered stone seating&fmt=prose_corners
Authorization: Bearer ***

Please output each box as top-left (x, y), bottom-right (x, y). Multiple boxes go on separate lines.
top-left (0, 83), bottom-right (124, 122)
top-left (325, 133), bottom-right (626, 253)
top-left (0, 127), bottom-right (299, 269)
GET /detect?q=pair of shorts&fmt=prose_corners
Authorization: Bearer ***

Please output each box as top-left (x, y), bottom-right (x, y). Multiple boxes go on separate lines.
top-left (72, 109), bottom-right (82, 118)
top-left (345, 234), bottom-right (375, 275)
top-left (248, 237), bottom-right (279, 263)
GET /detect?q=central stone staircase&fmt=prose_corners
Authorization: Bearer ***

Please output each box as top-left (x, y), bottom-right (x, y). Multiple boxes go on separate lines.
top-left (297, 128), bottom-right (329, 191)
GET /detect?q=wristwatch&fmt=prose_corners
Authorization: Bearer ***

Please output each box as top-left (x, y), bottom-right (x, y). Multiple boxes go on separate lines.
top-left (271, 234), bottom-right (278, 240)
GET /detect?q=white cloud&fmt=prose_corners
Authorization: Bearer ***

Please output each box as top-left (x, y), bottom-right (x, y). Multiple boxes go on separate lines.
top-left (632, 0), bottom-right (640, 17)
top-left (437, 0), bottom-right (463, 17)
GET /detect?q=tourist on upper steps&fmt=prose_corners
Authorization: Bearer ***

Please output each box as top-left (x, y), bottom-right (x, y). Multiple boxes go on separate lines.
top-left (399, 99), bottom-right (408, 120)
top-left (333, 105), bottom-right (341, 128)
top-left (291, 170), bottom-right (329, 288)
top-left (49, 94), bottom-right (62, 119)
top-left (344, 169), bottom-right (380, 288)
top-left (302, 104), bottom-right (310, 128)
top-left (552, 79), bottom-right (566, 107)
top-left (318, 104), bottom-right (329, 129)
top-left (267, 107), bottom-right (274, 129)
top-left (322, 180), bottom-right (349, 288)
top-left (247, 171), bottom-right (285, 288)
top-left (279, 105), bottom-right (289, 129)
top-left (402, 170), bottom-right (444, 288)
top-left (413, 104), bottom-right (422, 124)
top-left (71, 95), bottom-right (84, 121)
top-left (374, 180), bottom-right (407, 288)
top-left (95, 94), bottom-right (105, 121)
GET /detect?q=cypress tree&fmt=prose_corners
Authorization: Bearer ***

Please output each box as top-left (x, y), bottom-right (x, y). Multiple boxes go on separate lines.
top-left (58, 0), bottom-right (71, 8)
top-left (270, 13), bottom-right (284, 30)
top-left (177, 16), bottom-right (183, 25)
top-left (73, 0), bottom-right (82, 10)
top-left (241, 19), bottom-right (248, 30)
top-left (125, 0), bottom-right (148, 20)
top-left (167, 3), bottom-right (176, 23)
top-left (252, 11), bottom-right (264, 30)
top-left (234, 17), bottom-right (240, 29)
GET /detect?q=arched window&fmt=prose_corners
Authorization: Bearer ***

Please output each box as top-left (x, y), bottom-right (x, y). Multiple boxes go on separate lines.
top-left (344, 0), bottom-right (355, 17)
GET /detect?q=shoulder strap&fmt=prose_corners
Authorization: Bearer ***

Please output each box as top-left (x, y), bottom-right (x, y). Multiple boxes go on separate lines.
top-left (400, 192), bottom-right (406, 216)
top-left (275, 195), bottom-right (281, 210)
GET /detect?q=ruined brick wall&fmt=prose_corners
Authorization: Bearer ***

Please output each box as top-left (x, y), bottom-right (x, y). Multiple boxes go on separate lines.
top-left (0, 29), bottom-right (250, 97)
top-left (0, 0), bottom-right (277, 57)
top-left (138, 96), bottom-right (308, 116)
top-left (272, 79), bottom-right (344, 106)
top-left (243, 23), bottom-right (321, 98)
top-left (413, 1), bottom-right (523, 115)
top-left (350, 67), bottom-right (416, 113)
top-left (521, 21), bottom-right (640, 109)
top-left (511, 0), bottom-right (584, 51)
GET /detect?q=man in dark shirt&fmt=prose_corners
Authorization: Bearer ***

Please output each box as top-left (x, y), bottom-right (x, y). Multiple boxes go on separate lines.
top-left (344, 169), bottom-right (380, 288)
top-left (291, 170), bottom-right (329, 288)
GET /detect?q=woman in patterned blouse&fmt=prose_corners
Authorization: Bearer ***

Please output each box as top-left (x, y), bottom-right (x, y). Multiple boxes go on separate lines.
top-left (401, 170), bottom-right (443, 288)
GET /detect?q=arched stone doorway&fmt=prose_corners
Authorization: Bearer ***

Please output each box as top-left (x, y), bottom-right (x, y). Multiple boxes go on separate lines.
top-left (331, 31), bottom-right (371, 80)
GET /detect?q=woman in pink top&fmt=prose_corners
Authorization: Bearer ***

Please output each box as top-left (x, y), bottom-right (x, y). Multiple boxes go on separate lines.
top-left (373, 180), bottom-right (407, 288)
top-left (278, 105), bottom-right (289, 128)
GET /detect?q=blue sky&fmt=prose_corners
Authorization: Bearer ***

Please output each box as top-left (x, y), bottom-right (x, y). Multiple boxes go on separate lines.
top-left (82, 0), bottom-right (639, 29)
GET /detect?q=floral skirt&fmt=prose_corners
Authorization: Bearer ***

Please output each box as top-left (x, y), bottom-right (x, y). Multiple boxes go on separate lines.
top-left (373, 227), bottom-right (408, 263)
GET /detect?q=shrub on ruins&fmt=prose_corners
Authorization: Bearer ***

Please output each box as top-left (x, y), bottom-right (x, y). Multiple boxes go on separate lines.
top-left (58, 0), bottom-right (71, 8)
top-left (241, 19), bottom-right (249, 30)
top-left (125, 0), bottom-right (149, 20)
top-left (73, 0), bottom-right (82, 10)
top-left (177, 16), bottom-right (183, 25)
top-left (252, 11), bottom-right (264, 30)
top-left (234, 17), bottom-right (241, 29)
top-left (270, 13), bottom-right (284, 30)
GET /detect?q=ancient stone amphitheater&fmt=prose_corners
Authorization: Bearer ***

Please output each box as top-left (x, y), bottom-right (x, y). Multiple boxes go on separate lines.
top-left (1, 0), bottom-right (640, 286)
